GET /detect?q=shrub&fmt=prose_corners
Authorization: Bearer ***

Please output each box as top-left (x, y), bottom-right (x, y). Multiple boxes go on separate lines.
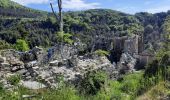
top-left (7, 75), bottom-right (21, 86)
top-left (0, 40), bottom-right (13, 50)
top-left (56, 31), bottom-right (74, 45)
top-left (95, 49), bottom-right (109, 56)
top-left (15, 39), bottom-right (29, 51)
top-left (79, 71), bottom-right (108, 95)
top-left (0, 82), bottom-right (4, 95)
top-left (121, 72), bottom-right (143, 97)
top-left (43, 85), bottom-right (80, 100)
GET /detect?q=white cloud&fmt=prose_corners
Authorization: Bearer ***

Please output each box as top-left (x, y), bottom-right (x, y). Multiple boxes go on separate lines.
top-left (11, 0), bottom-right (100, 10)
top-left (147, 6), bottom-right (170, 13)
top-left (11, 0), bottom-right (49, 5)
top-left (63, 0), bottom-right (100, 10)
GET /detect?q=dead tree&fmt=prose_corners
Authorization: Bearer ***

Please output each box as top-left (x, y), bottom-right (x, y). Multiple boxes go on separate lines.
top-left (50, 0), bottom-right (64, 60)
top-left (50, 0), bottom-right (63, 32)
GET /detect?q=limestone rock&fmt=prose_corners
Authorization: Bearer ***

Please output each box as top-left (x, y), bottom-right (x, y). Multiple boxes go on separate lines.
top-left (0, 56), bottom-right (5, 63)
top-left (19, 81), bottom-right (46, 90)
top-left (0, 63), bottom-right (10, 71)
top-left (118, 53), bottom-right (137, 74)
top-left (11, 65), bottom-right (24, 72)
top-left (25, 61), bottom-right (38, 69)
top-left (49, 60), bottom-right (59, 66)
top-left (9, 60), bottom-right (24, 66)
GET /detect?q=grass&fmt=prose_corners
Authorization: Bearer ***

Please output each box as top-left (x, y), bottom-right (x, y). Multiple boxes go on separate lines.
top-left (95, 49), bottom-right (109, 56)
top-left (7, 74), bottom-right (21, 86)
top-left (137, 81), bottom-right (170, 100)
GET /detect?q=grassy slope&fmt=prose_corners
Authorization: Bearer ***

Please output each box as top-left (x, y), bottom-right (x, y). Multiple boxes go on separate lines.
top-left (137, 81), bottom-right (170, 100)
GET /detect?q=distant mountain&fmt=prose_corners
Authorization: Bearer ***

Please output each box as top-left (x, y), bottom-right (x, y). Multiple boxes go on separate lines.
top-left (0, 0), bottom-right (169, 51)
top-left (0, 0), bottom-right (48, 18)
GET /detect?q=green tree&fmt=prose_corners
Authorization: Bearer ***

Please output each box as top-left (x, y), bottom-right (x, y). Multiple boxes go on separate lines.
top-left (56, 32), bottom-right (74, 44)
top-left (79, 71), bottom-right (107, 95)
top-left (15, 39), bottom-right (29, 51)
top-left (144, 24), bottom-right (153, 34)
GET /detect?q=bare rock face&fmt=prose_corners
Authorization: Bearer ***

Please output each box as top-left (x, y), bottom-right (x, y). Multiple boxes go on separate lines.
top-left (0, 56), bottom-right (5, 63)
top-left (20, 46), bottom-right (44, 62)
top-left (0, 47), bottom-right (117, 89)
top-left (0, 63), bottom-right (10, 70)
top-left (117, 53), bottom-right (137, 74)
top-left (47, 54), bottom-right (116, 85)
top-left (49, 60), bottom-right (59, 66)
top-left (19, 81), bottom-right (46, 90)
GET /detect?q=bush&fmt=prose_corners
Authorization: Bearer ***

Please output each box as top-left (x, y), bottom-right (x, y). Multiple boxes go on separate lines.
top-left (43, 86), bottom-right (80, 100)
top-left (7, 75), bottom-right (21, 86)
top-left (79, 71), bottom-right (108, 95)
top-left (95, 49), bottom-right (109, 56)
top-left (15, 39), bottom-right (29, 51)
top-left (56, 31), bottom-right (74, 45)
top-left (121, 72), bottom-right (143, 97)
top-left (0, 40), bottom-right (13, 50)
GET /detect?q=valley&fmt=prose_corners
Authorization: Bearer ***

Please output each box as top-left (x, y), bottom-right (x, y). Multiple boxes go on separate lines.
top-left (0, 0), bottom-right (170, 100)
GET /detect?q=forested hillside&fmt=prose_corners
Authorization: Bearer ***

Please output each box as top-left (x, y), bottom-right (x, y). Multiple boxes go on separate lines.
top-left (0, 0), bottom-right (169, 51)
top-left (0, 0), bottom-right (48, 18)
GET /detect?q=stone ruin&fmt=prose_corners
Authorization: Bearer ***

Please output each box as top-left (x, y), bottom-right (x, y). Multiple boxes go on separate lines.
top-left (0, 35), bottom-right (153, 90)
top-left (113, 34), bottom-right (154, 69)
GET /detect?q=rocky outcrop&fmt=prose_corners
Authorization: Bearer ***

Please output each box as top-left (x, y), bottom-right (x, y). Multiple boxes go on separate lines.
top-left (117, 53), bottom-right (137, 74)
top-left (19, 81), bottom-right (46, 90)
top-left (0, 45), bottom-right (139, 90)
top-left (0, 48), bottom-right (118, 89)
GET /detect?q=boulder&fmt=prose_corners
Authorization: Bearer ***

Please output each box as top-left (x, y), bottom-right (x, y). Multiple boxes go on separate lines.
top-left (25, 61), bottom-right (38, 69)
top-left (0, 56), bottom-right (5, 63)
top-left (9, 60), bottom-right (24, 66)
top-left (118, 53), bottom-right (137, 73)
top-left (11, 66), bottom-right (24, 72)
top-left (0, 63), bottom-right (10, 71)
top-left (19, 81), bottom-right (46, 90)
top-left (49, 60), bottom-right (59, 66)
top-left (21, 52), bottom-right (35, 61)
top-left (17, 69), bottom-right (27, 75)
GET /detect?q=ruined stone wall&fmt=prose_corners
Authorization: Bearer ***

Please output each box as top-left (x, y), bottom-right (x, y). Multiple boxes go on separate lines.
top-left (113, 35), bottom-right (143, 55)
top-left (135, 53), bottom-right (154, 69)
top-left (113, 36), bottom-right (128, 51)
top-left (124, 35), bottom-right (140, 54)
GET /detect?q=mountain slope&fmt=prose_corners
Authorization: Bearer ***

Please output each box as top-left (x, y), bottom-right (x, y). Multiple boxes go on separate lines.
top-left (0, 0), bottom-right (48, 18)
top-left (0, 0), bottom-right (23, 8)
top-left (0, 0), bottom-right (169, 52)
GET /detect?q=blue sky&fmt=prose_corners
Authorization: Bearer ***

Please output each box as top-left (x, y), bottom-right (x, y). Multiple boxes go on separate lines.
top-left (11, 0), bottom-right (170, 14)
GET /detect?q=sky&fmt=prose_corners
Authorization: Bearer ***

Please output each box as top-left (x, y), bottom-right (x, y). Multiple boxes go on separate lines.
top-left (11, 0), bottom-right (170, 14)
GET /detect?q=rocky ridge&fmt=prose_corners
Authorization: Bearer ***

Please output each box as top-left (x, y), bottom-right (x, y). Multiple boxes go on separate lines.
top-left (0, 46), bottom-right (137, 90)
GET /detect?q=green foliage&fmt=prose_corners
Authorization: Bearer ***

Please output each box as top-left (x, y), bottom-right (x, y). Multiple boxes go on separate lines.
top-left (0, 82), bottom-right (4, 93)
top-left (47, 16), bottom-right (57, 25)
top-left (79, 71), bottom-right (108, 95)
top-left (0, 9), bottom-right (146, 50)
top-left (15, 39), bottom-right (29, 51)
top-left (0, 0), bottom-right (47, 18)
top-left (43, 86), bottom-right (80, 100)
top-left (121, 72), bottom-right (143, 96)
top-left (7, 75), bottom-right (21, 86)
top-left (0, 40), bottom-right (13, 50)
top-left (56, 31), bottom-right (74, 45)
top-left (0, 84), bottom-right (80, 100)
top-left (163, 16), bottom-right (170, 34)
top-left (144, 24), bottom-right (153, 34)
top-left (95, 49), bottom-right (109, 56)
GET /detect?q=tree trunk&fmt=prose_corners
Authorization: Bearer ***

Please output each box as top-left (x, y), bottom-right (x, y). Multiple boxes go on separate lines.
top-left (58, 0), bottom-right (63, 32)
top-left (50, 0), bottom-right (64, 60)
